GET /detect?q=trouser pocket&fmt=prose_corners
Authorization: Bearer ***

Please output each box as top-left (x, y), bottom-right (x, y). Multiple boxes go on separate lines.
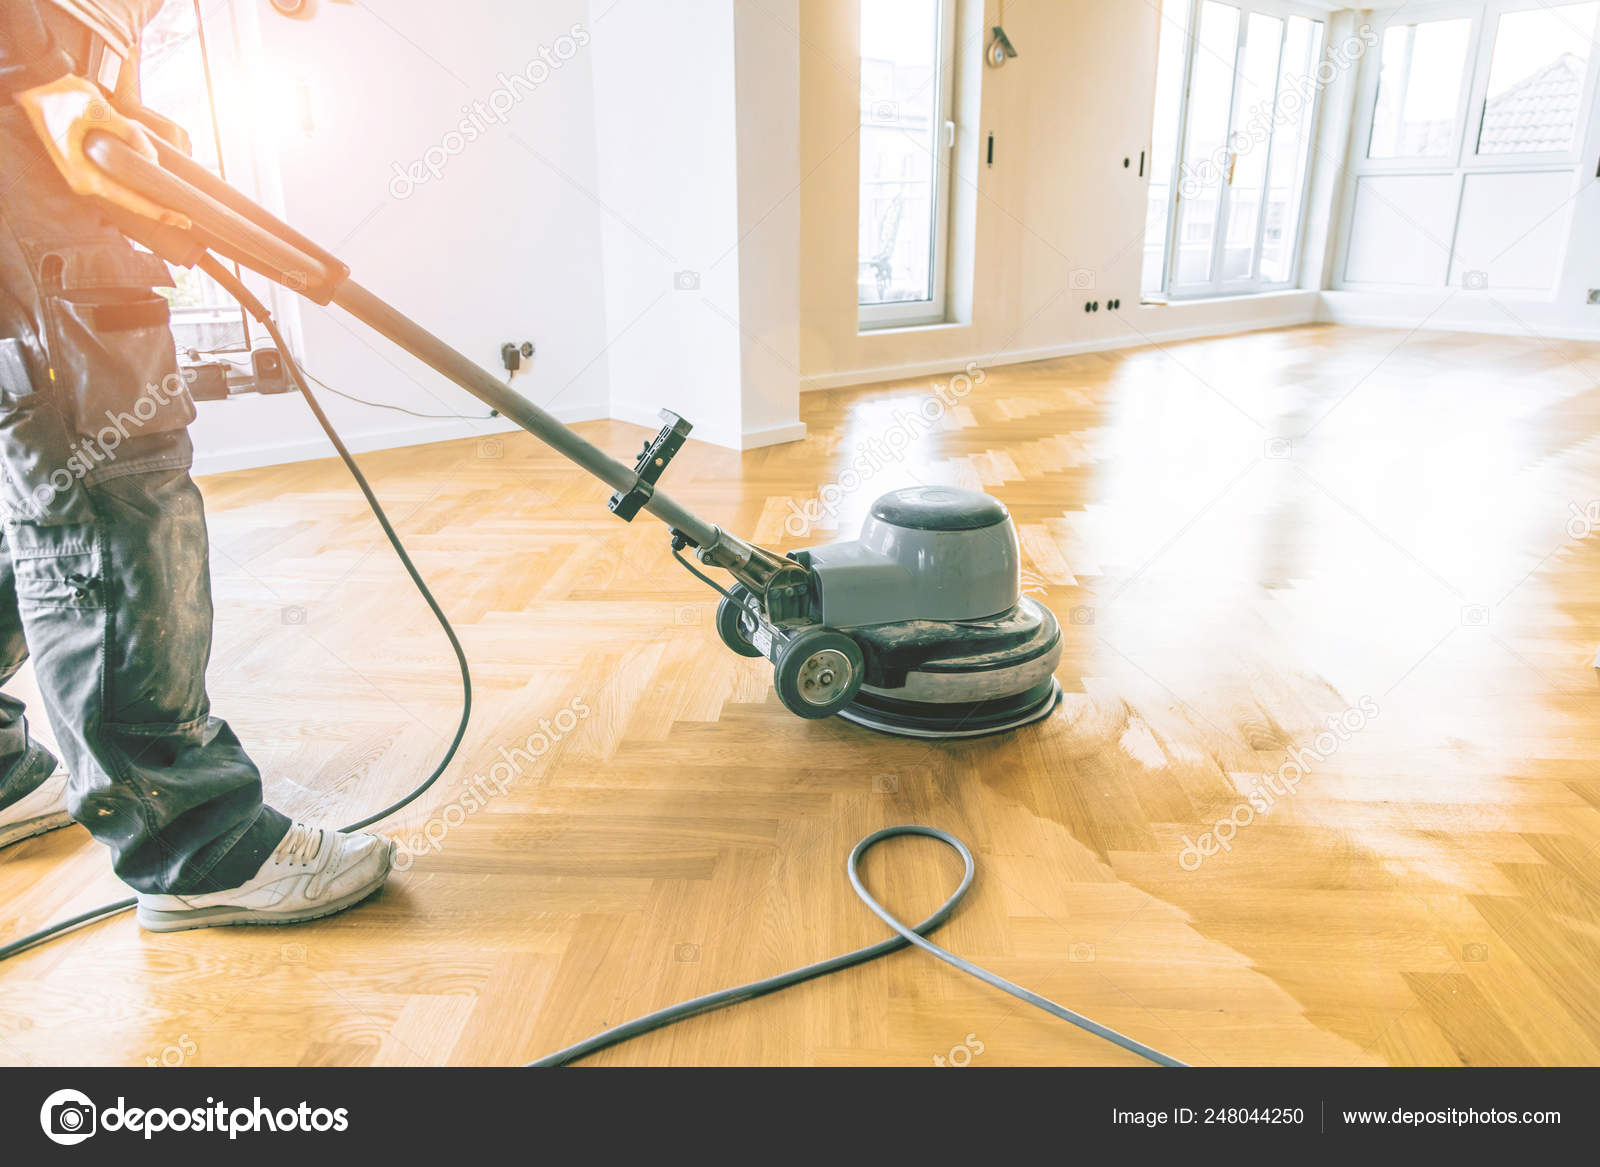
top-left (35, 239), bottom-right (196, 444)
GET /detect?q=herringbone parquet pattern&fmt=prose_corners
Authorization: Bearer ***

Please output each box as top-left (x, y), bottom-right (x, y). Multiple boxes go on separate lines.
top-left (3, 322), bottom-right (1600, 1066)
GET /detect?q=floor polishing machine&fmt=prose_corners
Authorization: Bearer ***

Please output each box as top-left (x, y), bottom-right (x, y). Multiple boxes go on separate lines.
top-left (85, 131), bottom-right (1062, 741)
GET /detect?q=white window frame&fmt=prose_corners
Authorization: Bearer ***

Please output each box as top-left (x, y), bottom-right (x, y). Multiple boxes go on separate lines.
top-left (1334, 0), bottom-right (1600, 293)
top-left (1156, 0), bottom-right (1330, 301)
top-left (858, 0), bottom-right (959, 330)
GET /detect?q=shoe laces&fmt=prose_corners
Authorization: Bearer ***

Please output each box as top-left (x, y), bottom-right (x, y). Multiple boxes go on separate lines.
top-left (272, 823), bottom-right (326, 868)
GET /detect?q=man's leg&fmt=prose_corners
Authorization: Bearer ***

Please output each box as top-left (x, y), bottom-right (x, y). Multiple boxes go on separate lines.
top-left (7, 433), bottom-right (292, 893)
top-left (0, 529), bottom-right (70, 846)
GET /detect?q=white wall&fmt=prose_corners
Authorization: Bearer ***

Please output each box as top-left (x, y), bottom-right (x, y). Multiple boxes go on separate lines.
top-left (732, 0), bottom-right (807, 446)
top-left (584, 0), bottom-right (804, 450)
top-left (188, 0), bottom-right (611, 475)
top-left (583, 0), bottom-right (746, 450)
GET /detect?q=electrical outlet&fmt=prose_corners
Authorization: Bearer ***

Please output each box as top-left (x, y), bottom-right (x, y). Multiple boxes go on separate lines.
top-left (501, 340), bottom-right (536, 372)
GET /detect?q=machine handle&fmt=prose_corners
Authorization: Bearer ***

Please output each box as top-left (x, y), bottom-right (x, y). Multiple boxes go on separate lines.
top-left (82, 131), bottom-right (349, 303)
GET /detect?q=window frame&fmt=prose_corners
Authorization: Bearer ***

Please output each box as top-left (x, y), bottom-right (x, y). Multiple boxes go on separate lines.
top-left (857, 0), bottom-right (960, 330)
top-left (1156, 0), bottom-right (1330, 302)
top-left (1334, 0), bottom-right (1600, 293)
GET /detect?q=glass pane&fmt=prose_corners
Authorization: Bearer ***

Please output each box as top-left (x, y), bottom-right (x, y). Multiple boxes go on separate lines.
top-left (1142, 0), bottom-right (1192, 295)
top-left (1258, 17), bottom-right (1324, 284)
top-left (1217, 11), bottom-right (1284, 283)
top-left (1173, 1), bottom-right (1241, 286)
top-left (1344, 174), bottom-right (1458, 285)
top-left (1449, 171), bottom-right (1574, 290)
top-left (858, 0), bottom-right (942, 307)
top-left (1477, 2), bottom-right (1599, 155)
top-left (1368, 17), bottom-right (1473, 159)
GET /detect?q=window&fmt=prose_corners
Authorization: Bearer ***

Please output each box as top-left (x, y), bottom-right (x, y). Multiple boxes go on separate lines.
top-left (1144, 1), bottom-right (1326, 300)
top-left (1338, 1), bottom-right (1600, 294)
top-left (1368, 18), bottom-right (1473, 159)
top-left (1475, 3), bottom-right (1598, 155)
top-left (141, 0), bottom-right (248, 353)
top-left (857, 0), bottom-right (957, 328)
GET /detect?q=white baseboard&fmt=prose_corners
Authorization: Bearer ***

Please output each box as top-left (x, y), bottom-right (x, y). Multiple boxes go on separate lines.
top-left (798, 298), bottom-right (1320, 392)
top-left (1317, 293), bottom-right (1600, 341)
top-left (740, 421), bottom-right (807, 449)
top-left (191, 404), bottom-right (605, 478)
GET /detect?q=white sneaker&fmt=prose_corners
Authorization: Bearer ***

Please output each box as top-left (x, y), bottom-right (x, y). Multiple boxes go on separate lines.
top-left (136, 822), bottom-right (395, 933)
top-left (0, 770), bottom-right (74, 851)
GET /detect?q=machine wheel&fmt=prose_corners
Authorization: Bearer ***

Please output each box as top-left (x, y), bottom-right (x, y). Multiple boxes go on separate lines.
top-left (774, 628), bottom-right (864, 719)
top-left (716, 587), bottom-right (765, 658)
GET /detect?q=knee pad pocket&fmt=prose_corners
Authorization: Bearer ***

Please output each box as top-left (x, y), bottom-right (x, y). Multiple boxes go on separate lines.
top-left (9, 533), bottom-right (103, 612)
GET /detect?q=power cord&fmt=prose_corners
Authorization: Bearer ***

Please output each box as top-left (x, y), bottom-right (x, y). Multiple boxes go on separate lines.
top-left (0, 258), bottom-right (1185, 1069)
top-left (298, 367), bottom-right (498, 422)
top-left (192, 344), bottom-right (497, 421)
top-left (531, 825), bottom-right (1184, 1067)
top-left (671, 539), bottom-right (738, 603)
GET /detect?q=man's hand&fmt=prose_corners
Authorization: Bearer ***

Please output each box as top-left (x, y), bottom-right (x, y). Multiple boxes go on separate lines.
top-left (13, 74), bottom-right (191, 229)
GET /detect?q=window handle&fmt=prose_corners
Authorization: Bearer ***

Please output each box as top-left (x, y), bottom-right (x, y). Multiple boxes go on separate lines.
top-left (1228, 152), bottom-right (1237, 185)
top-left (944, 119), bottom-right (956, 149)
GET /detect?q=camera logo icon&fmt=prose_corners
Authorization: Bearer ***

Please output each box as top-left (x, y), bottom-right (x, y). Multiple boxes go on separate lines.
top-left (40, 1089), bottom-right (97, 1146)
top-left (673, 270), bottom-right (701, 292)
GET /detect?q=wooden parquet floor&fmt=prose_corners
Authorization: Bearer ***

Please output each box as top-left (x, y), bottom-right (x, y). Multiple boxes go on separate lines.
top-left (3, 322), bottom-right (1600, 1066)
